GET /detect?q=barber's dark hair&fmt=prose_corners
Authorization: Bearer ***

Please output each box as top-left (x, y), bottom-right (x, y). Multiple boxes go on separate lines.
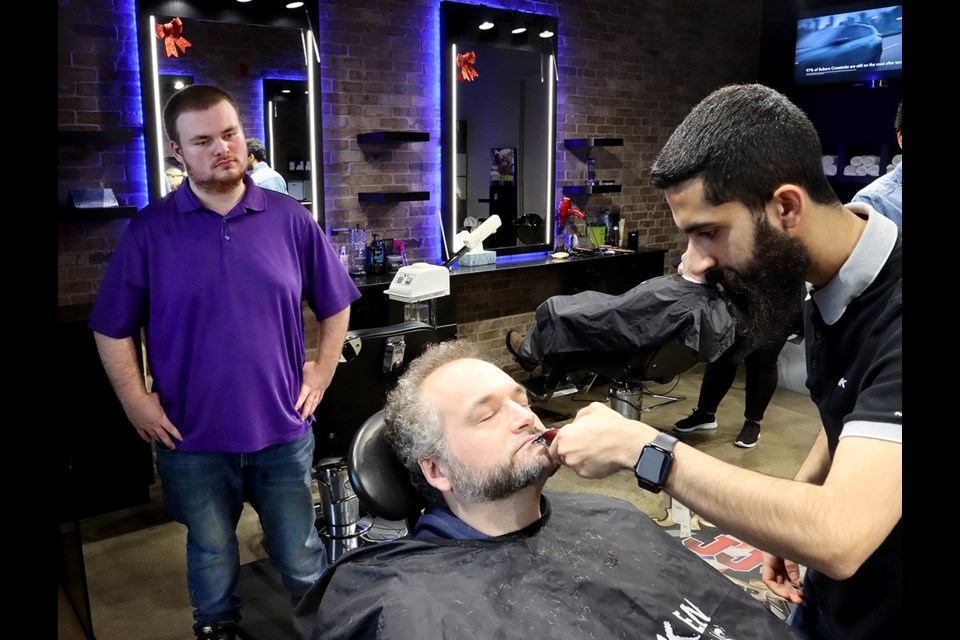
top-left (384, 340), bottom-right (482, 507)
top-left (246, 137), bottom-right (268, 162)
top-left (650, 83), bottom-right (840, 214)
top-left (894, 101), bottom-right (902, 136)
top-left (163, 85), bottom-right (240, 145)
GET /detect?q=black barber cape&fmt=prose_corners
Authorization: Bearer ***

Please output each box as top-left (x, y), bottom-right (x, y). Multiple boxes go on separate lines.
top-left (294, 491), bottom-right (796, 639)
top-left (532, 274), bottom-right (743, 364)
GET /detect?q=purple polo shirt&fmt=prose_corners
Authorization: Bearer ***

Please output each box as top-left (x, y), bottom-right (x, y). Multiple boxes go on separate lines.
top-left (89, 176), bottom-right (361, 453)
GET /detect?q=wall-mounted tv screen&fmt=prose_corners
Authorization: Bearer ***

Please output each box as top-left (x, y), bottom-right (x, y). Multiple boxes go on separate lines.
top-left (794, 3), bottom-right (902, 86)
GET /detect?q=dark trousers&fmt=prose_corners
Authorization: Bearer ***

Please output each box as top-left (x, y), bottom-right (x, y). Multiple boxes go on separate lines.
top-left (696, 338), bottom-right (786, 423)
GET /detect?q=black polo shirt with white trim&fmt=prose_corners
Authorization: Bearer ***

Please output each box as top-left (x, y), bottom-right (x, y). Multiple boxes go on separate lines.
top-left (802, 203), bottom-right (902, 639)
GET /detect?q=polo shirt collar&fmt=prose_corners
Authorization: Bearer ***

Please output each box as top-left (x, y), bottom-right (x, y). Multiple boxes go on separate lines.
top-left (173, 173), bottom-right (266, 215)
top-left (811, 203), bottom-right (898, 325)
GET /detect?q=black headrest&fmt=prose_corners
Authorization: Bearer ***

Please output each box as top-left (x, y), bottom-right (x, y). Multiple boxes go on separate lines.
top-left (347, 410), bottom-right (426, 522)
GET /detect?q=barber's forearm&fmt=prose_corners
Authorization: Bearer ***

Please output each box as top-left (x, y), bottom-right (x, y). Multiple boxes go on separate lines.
top-left (666, 444), bottom-right (833, 570)
top-left (792, 427), bottom-right (831, 485)
top-left (664, 437), bottom-right (898, 579)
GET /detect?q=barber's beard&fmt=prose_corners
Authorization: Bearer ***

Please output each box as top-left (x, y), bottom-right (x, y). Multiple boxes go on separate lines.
top-left (443, 452), bottom-right (550, 505)
top-left (704, 217), bottom-right (810, 348)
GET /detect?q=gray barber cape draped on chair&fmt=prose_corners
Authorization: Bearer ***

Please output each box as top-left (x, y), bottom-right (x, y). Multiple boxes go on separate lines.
top-left (531, 274), bottom-right (743, 364)
top-left (294, 491), bottom-right (796, 639)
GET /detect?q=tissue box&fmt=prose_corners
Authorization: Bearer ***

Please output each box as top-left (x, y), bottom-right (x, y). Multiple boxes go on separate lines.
top-left (70, 188), bottom-right (119, 208)
top-left (459, 250), bottom-right (496, 266)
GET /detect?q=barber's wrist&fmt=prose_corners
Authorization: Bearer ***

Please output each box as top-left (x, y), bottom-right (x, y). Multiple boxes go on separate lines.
top-left (620, 428), bottom-right (651, 470)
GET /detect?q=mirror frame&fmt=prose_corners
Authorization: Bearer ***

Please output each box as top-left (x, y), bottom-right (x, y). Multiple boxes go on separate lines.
top-left (136, 0), bottom-right (325, 226)
top-left (440, 1), bottom-right (558, 258)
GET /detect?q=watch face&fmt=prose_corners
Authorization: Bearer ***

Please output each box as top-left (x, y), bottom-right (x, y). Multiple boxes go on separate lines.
top-left (635, 444), bottom-right (673, 494)
top-left (636, 449), bottom-right (668, 483)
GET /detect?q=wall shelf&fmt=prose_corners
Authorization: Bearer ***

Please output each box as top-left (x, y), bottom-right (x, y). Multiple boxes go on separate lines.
top-left (562, 184), bottom-right (622, 196)
top-left (58, 205), bottom-right (137, 222)
top-left (358, 191), bottom-right (431, 203)
top-left (563, 137), bottom-right (624, 150)
top-left (357, 131), bottom-right (430, 144)
top-left (58, 127), bottom-right (140, 146)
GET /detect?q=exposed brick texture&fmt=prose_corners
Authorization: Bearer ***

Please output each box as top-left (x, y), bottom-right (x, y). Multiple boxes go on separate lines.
top-left (58, 0), bottom-right (761, 364)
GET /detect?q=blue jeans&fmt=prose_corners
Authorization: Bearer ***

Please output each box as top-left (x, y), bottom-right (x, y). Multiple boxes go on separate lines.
top-left (156, 430), bottom-right (326, 632)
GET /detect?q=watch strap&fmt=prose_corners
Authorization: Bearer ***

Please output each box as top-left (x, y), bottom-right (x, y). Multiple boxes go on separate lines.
top-left (650, 431), bottom-right (677, 452)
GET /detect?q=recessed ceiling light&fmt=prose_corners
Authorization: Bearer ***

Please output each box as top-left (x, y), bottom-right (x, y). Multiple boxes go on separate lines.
top-left (286, 1), bottom-right (305, 8)
top-left (511, 26), bottom-right (527, 34)
top-left (479, 21), bottom-right (494, 30)
top-left (237, 0), bottom-right (252, 4)
top-left (282, 89), bottom-right (291, 94)
top-left (539, 29), bottom-right (554, 38)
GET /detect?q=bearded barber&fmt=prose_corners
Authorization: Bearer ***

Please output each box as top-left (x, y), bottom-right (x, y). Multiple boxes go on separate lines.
top-left (551, 84), bottom-right (901, 640)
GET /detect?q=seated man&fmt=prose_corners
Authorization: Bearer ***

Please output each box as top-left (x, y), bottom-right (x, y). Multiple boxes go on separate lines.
top-left (294, 341), bottom-right (796, 639)
top-left (505, 272), bottom-right (746, 372)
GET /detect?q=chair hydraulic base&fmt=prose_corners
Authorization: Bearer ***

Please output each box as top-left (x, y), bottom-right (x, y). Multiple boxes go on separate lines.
top-left (608, 380), bottom-right (686, 421)
top-left (314, 459), bottom-right (365, 563)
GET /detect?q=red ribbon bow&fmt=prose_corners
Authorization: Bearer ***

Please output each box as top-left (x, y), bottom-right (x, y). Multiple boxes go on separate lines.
top-left (456, 51), bottom-right (479, 82)
top-left (156, 17), bottom-right (192, 58)
top-left (557, 197), bottom-right (585, 231)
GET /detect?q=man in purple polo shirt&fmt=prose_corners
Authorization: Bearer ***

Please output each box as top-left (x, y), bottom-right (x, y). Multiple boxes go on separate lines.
top-left (89, 85), bottom-right (360, 640)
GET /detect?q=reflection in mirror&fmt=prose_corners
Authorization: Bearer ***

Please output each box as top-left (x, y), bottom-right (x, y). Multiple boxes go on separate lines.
top-left (263, 79), bottom-right (311, 203)
top-left (441, 1), bottom-right (558, 257)
top-left (137, 1), bottom-right (323, 224)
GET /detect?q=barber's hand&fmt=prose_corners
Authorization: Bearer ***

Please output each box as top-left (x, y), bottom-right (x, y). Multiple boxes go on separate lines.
top-left (297, 361), bottom-right (334, 420)
top-left (761, 551), bottom-right (805, 605)
top-left (677, 252), bottom-right (688, 276)
top-left (548, 402), bottom-right (651, 479)
top-left (124, 392), bottom-right (183, 450)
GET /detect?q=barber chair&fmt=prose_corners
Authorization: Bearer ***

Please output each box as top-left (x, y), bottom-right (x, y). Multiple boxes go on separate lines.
top-left (535, 343), bottom-right (699, 421)
top-left (311, 321), bottom-right (440, 562)
top-left (347, 409), bottom-right (425, 532)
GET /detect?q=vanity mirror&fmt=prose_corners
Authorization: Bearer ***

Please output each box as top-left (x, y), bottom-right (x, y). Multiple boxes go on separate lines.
top-left (136, 0), bottom-right (325, 225)
top-left (441, 1), bottom-right (558, 256)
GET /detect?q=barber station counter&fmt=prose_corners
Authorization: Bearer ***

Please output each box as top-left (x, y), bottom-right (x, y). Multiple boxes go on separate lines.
top-left (347, 247), bottom-right (667, 331)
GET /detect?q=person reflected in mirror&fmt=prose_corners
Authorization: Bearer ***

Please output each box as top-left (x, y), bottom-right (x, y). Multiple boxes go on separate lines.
top-left (165, 157), bottom-right (187, 190)
top-left (550, 84), bottom-right (901, 640)
top-left (852, 101), bottom-right (901, 228)
top-left (246, 136), bottom-right (289, 195)
top-left (294, 341), bottom-right (798, 640)
top-left (89, 85), bottom-right (361, 640)
top-left (165, 167), bottom-right (186, 190)
top-left (452, 216), bottom-right (478, 253)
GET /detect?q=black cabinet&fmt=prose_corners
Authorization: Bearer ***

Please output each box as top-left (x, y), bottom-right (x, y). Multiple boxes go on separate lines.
top-left (59, 309), bottom-right (154, 522)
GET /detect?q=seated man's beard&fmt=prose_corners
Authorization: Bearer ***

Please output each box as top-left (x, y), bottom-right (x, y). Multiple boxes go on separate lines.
top-left (443, 454), bottom-right (552, 504)
top-left (704, 217), bottom-right (810, 349)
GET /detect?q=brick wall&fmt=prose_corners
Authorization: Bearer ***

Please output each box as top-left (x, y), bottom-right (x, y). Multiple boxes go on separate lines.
top-left (58, 0), bottom-right (761, 363)
top-left (453, 268), bottom-right (564, 377)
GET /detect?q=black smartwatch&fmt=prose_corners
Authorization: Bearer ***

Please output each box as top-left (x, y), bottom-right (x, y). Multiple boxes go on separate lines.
top-left (634, 432), bottom-right (677, 494)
